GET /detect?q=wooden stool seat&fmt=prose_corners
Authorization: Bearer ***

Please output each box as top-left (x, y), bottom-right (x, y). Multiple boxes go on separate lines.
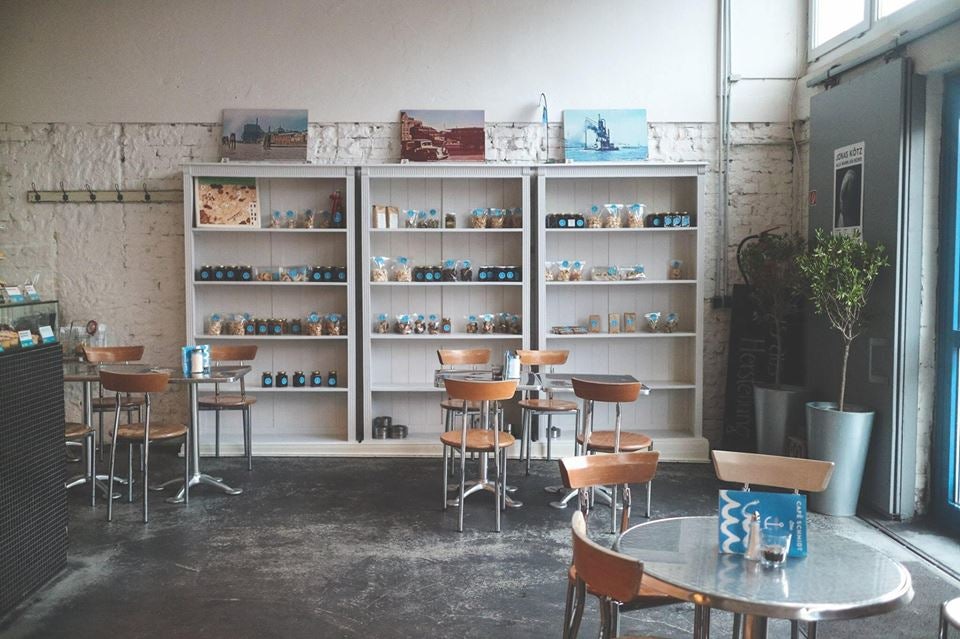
top-left (440, 398), bottom-right (483, 412)
top-left (198, 394), bottom-right (257, 408)
top-left (519, 398), bottom-right (578, 412)
top-left (92, 395), bottom-right (146, 410)
top-left (65, 421), bottom-right (94, 440)
top-left (116, 422), bottom-right (188, 442)
top-left (578, 430), bottom-right (653, 452)
top-left (440, 429), bottom-right (516, 451)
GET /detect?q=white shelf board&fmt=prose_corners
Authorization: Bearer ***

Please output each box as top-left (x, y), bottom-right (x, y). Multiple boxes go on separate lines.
top-left (193, 335), bottom-right (349, 341)
top-left (246, 386), bottom-right (348, 393)
top-left (371, 384), bottom-right (445, 393)
top-left (371, 228), bottom-right (522, 234)
top-left (194, 281), bottom-right (348, 287)
top-left (545, 332), bottom-right (696, 339)
top-left (545, 280), bottom-right (696, 286)
top-left (370, 281), bottom-right (523, 287)
top-left (545, 227), bottom-right (696, 233)
top-left (370, 333), bottom-right (521, 341)
top-left (193, 227), bottom-right (347, 234)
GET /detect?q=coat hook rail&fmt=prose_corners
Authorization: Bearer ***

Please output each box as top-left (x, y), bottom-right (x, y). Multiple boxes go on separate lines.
top-left (26, 184), bottom-right (182, 204)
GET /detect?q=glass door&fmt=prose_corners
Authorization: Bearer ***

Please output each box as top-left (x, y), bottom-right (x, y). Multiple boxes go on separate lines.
top-left (934, 71), bottom-right (960, 531)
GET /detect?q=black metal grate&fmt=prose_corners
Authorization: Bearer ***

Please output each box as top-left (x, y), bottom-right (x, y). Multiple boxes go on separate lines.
top-left (0, 343), bottom-right (67, 618)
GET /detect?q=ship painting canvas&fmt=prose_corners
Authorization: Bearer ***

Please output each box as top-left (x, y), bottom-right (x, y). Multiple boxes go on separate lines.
top-left (221, 109), bottom-right (309, 161)
top-left (562, 109), bottom-right (648, 162)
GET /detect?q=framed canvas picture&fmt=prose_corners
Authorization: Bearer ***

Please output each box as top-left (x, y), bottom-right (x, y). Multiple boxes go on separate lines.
top-left (221, 109), bottom-right (308, 162)
top-left (400, 110), bottom-right (485, 162)
top-left (563, 109), bottom-right (648, 162)
top-left (195, 178), bottom-right (260, 227)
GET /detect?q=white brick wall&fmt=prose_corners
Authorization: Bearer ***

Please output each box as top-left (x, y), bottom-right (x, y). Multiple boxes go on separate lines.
top-left (0, 120), bottom-right (799, 444)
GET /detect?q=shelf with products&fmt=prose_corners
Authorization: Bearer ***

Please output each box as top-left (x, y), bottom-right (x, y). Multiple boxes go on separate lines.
top-left (360, 165), bottom-right (532, 444)
top-left (184, 163), bottom-right (356, 449)
top-left (535, 164), bottom-right (708, 461)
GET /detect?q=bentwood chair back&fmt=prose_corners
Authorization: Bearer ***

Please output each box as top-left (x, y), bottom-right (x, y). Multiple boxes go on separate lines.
top-left (711, 450), bottom-right (834, 493)
top-left (565, 511), bottom-right (670, 639)
top-left (711, 450), bottom-right (835, 639)
top-left (516, 349), bottom-right (578, 474)
top-left (199, 344), bottom-right (258, 469)
top-left (558, 452), bottom-right (676, 636)
top-left (83, 345), bottom-right (147, 459)
top-left (100, 370), bottom-right (188, 523)
top-left (440, 378), bottom-right (518, 532)
top-left (570, 378), bottom-right (654, 533)
top-left (941, 597), bottom-right (960, 638)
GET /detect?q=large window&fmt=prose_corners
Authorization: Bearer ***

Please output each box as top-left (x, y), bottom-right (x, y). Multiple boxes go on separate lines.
top-left (809, 0), bottom-right (944, 60)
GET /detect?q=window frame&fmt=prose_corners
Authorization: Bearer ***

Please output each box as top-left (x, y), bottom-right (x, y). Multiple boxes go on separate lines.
top-left (808, 0), bottom-right (871, 60)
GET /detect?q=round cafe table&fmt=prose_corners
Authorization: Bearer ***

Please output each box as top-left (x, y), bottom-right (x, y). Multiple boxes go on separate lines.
top-left (615, 516), bottom-right (914, 639)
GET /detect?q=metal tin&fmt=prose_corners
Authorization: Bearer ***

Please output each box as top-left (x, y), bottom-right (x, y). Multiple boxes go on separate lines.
top-left (373, 416), bottom-right (392, 428)
top-left (372, 425), bottom-right (389, 439)
top-left (388, 424), bottom-right (408, 439)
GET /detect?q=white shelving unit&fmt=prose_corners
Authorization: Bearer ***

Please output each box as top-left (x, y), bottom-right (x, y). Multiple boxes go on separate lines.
top-left (536, 164), bottom-right (709, 461)
top-left (183, 163), bottom-right (357, 455)
top-left (359, 165), bottom-right (531, 453)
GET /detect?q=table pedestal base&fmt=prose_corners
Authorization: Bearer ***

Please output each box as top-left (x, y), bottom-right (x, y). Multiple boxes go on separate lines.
top-left (163, 473), bottom-right (242, 504)
top-left (65, 474), bottom-right (121, 500)
top-left (447, 479), bottom-right (523, 508)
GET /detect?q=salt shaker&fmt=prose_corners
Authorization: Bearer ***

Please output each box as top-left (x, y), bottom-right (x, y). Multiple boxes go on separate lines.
top-left (745, 511), bottom-right (762, 561)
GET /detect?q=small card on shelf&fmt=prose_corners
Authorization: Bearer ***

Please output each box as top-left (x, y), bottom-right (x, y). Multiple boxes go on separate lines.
top-left (38, 325), bottom-right (56, 344)
top-left (18, 329), bottom-right (34, 347)
top-left (24, 285), bottom-right (41, 301)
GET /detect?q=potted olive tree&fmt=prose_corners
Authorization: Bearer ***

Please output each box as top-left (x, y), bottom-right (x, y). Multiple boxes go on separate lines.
top-left (739, 231), bottom-right (807, 455)
top-left (797, 229), bottom-right (888, 516)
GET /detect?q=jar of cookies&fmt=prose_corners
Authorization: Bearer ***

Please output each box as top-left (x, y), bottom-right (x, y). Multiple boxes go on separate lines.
top-left (371, 256), bottom-right (389, 282)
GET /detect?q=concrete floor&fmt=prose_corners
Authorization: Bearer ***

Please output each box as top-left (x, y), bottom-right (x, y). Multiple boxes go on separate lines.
top-left (1, 454), bottom-right (958, 638)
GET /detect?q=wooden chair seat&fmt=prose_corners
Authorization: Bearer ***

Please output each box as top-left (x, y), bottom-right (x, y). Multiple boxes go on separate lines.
top-left (198, 394), bottom-right (257, 408)
top-left (518, 398), bottom-right (578, 412)
top-left (440, 429), bottom-right (516, 451)
top-left (115, 422), bottom-right (188, 442)
top-left (65, 422), bottom-right (94, 440)
top-left (92, 395), bottom-right (146, 410)
top-left (578, 430), bottom-right (653, 452)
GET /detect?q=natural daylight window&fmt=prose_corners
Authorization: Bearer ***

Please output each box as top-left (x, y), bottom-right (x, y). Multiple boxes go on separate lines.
top-left (810, 0), bottom-right (870, 56)
top-left (877, 0), bottom-right (921, 18)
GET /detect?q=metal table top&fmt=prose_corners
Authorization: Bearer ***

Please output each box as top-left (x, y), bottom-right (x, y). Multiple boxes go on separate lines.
top-left (614, 516), bottom-right (913, 622)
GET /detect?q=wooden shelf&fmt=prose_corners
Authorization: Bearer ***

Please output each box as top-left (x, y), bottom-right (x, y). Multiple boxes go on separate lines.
top-left (370, 384), bottom-right (445, 393)
top-left (370, 333), bottom-right (521, 340)
top-left (371, 228), bottom-right (522, 234)
top-left (194, 335), bottom-right (348, 341)
top-left (194, 281), bottom-right (348, 287)
top-left (370, 281), bottom-right (523, 287)
top-left (193, 227), bottom-right (347, 234)
top-left (545, 227), bottom-right (696, 233)
top-left (246, 386), bottom-right (348, 393)
top-left (546, 280), bottom-right (696, 286)
top-left (545, 332), bottom-right (696, 339)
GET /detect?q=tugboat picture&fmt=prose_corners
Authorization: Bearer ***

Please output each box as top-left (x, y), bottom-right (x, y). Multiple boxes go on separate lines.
top-left (583, 114), bottom-right (620, 152)
top-left (563, 109), bottom-right (648, 162)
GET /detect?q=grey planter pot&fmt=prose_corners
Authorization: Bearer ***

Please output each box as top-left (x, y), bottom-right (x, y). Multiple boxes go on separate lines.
top-left (753, 384), bottom-right (808, 456)
top-left (805, 401), bottom-right (874, 516)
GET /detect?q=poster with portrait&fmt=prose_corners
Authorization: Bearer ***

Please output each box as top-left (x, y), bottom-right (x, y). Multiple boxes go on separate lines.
top-left (833, 141), bottom-right (864, 235)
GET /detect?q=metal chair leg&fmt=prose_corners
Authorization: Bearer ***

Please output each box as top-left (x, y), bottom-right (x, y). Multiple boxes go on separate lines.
top-left (546, 414), bottom-right (553, 461)
top-left (87, 431), bottom-right (96, 507)
top-left (457, 444), bottom-right (466, 533)
top-left (501, 448), bottom-right (508, 512)
top-left (610, 483), bottom-right (618, 534)
top-left (107, 415), bottom-right (120, 522)
top-left (807, 621), bottom-right (817, 639)
top-left (524, 408), bottom-right (532, 475)
top-left (790, 620), bottom-right (799, 639)
top-left (732, 613), bottom-right (742, 638)
top-left (98, 409), bottom-right (105, 461)
top-left (494, 450), bottom-right (502, 533)
top-left (442, 444), bottom-right (449, 510)
top-left (142, 436), bottom-right (149, 523)
top-left (215, 409), bottom-right (221, 457)
top-left (183, 428), bottom-right (190, 505)
top-left (244, 408), bottom-right (252, 471)
top-left (127, 444), bottom-right (134, 502)
top-left (561, 580), bottom-right (575, 639)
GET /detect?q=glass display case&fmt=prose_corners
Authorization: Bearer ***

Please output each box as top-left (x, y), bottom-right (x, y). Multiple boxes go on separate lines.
top-left (0, 300), bottom-right (58, 350)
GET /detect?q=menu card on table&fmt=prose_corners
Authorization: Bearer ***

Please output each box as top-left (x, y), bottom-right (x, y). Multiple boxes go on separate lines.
top-left (718, 490), bottom-right (807, 558)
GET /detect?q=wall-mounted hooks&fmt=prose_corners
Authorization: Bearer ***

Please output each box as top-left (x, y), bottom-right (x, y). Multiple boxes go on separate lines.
top-left (26, 182), bottom-right (182, 204)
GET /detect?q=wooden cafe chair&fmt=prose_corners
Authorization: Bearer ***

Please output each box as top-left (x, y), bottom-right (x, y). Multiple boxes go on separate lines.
top-left (198, 344), bottom-right (257, 470)
top-left (516, 349), bottom-right (579, 474)
top-left (559, 452), bottom-right (682, 638)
